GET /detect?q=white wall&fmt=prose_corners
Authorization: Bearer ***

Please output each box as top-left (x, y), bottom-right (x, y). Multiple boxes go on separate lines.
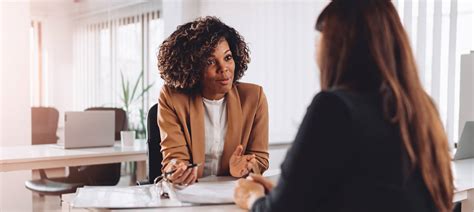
top-left (459, 51), bottom-right (474, 135)
top-left (162, 0), bottom-right (200, 37)
top-left (1, 1), bottom-right (32, 147)
top-left (42, 18), bottom-right (74, 129)
top-left (199, 0), bottom-right (325, 143)
top-left (30, 2), bottom-right (75, 130)
top-left (0, 1), bottom-right (33, 211)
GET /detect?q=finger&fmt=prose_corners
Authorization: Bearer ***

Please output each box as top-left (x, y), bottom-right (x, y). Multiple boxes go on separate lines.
top-left (167, 166), bottom-right (185, 181)
top-left (246, 161), bottom-right (254, 171)
top-left (169, 164), bottom-right (188, 182)
top-left (237, 178), bottom-right (246, 185)
top-left (183, 168), bottom-right (196, 185)
top-left (249, 174), bottom-right (274, 192)
top-left (248, 158), bottom-right (258, 169)
top-left (233, 145), bottom-right (244, 157)
top-left (175, 166), bottom-right (193, 184)
top-left (165, 162), bottom-right (177, 173)
top-left (244, 154), bottom-right (256, 161)
top-left (188, 174), bottom-right (197, 186)
top-left (240, 168), bottom-right (249, 177)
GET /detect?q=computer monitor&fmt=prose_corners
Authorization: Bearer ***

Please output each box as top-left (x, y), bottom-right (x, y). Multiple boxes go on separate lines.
top-left (454, 121), bottom-right (474, 160)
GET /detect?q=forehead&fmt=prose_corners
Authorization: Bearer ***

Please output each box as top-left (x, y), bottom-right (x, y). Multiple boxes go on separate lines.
top-left (211, 38), bottom-right (230, 56)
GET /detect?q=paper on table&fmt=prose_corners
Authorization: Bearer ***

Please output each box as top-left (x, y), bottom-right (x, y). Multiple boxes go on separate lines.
top-left (173, 177), bottom-right (236, 204)
top-left (72, 185), bottom-right (191, 209)
top-left (71, 176), bottom-right (237, 208)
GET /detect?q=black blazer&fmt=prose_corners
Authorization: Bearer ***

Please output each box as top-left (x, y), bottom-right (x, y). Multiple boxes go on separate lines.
top-left (251, 90), bottom-right (436, 212)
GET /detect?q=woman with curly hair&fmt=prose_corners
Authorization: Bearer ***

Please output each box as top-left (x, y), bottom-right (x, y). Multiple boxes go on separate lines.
top-left (157, 16), bottom-right (269, 186)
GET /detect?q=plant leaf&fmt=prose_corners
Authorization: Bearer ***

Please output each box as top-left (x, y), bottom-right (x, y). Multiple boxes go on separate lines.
top-left (125, 80), bottom-right (130, 108)
top-left (140, 82), bottom-right (155, 97)
top-left (120, 71), bottom-right (126, 106)
top-left (130, 71), bottom-right (143, 104)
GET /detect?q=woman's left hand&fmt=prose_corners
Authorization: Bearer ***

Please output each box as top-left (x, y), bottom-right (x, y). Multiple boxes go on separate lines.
top-left (229, 145), bottom-right (257, 177)
top-left (233, 178), bottom-right (265, 210)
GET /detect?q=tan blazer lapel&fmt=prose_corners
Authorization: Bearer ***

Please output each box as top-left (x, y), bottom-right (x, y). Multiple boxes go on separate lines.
top-left (219, 85), bottom-right (243, 175)
top-left (189, 94), bottom-right (206, 177)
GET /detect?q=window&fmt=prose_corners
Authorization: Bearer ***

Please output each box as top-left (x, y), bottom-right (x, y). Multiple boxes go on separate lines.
top-left (395, 0), bottom-right (474, 148)
top-left (73, 10), bottom-right (164, 135)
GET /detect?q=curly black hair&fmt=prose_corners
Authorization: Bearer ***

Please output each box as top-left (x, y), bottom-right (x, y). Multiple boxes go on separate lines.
top-left (157, 16), bottom-right (250, 93)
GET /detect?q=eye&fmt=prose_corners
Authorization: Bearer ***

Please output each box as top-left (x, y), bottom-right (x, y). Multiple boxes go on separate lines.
top-left (225, 54), bottom-right (233, 61)
top-left (207, 58), bottom-right (216, 66)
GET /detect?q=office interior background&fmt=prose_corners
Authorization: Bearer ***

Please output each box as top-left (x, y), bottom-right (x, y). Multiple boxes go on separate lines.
top-left (0, 0), bottom-right (473, 210)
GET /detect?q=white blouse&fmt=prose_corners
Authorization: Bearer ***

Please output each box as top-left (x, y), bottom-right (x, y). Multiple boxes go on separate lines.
top-left (202, 97), bottom-right (227, 177)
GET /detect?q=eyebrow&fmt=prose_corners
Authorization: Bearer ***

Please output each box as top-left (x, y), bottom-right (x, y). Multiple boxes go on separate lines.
top-left (211, 49), bottom-right (232, 57)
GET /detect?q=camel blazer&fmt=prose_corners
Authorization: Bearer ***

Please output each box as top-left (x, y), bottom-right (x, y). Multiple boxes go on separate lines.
top-left (158, 82), bottom-right (269, 177)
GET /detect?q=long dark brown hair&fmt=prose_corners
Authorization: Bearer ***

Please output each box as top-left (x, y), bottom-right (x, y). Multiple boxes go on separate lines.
top-left (316, 1), bottom-right (453, 211)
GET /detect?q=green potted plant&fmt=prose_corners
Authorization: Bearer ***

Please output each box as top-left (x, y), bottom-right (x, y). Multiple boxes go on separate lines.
top-left (120, 70), bottom-right (154, 139)
top-left (119, 70), bottom-right (154, 182)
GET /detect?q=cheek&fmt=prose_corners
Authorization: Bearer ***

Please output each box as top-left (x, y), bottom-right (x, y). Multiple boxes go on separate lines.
top-left (229, 62), bottom-right (236, 77)
top-left (203, 68), bottom-right (215, 80)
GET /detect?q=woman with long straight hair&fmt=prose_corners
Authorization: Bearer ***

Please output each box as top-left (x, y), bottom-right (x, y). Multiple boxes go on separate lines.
top-left (233, 0), bottom-right (453, 211)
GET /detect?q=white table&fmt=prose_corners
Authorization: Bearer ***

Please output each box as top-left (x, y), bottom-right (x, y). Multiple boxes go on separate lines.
top-left (452, 158), bottom-right (474, 211)
top-left (60, 159), bottom-right (473, 212)
top-left (0, 140), bottom-right (149, 211)
top-left (0, 139), bottom-right (148, 174)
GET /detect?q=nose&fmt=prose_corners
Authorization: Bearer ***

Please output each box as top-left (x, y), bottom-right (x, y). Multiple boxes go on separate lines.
top-left (217, 62), bottom-right (229, 74)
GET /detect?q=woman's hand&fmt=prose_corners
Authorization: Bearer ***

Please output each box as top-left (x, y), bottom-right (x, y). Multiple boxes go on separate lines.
top-left (234, 178), bottom-right (265, 210)
top-left (165, 160), bottom-right (198, 186)
top-left (247, 174), bottom-right (274, 194)
top-left (229, 145), bottom-right (258, 177)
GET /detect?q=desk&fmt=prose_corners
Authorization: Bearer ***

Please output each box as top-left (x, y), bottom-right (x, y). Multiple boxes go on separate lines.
top-left (0, 139), bottom-right (147, 177)
top-left (453, 158), bottom-right (474, 211)
top-left (0, 140), bottom-right (148, 211)
top-left (61, 193), bottom-right (244, 212)
top-left (60, 159), bottom-right (473, 212)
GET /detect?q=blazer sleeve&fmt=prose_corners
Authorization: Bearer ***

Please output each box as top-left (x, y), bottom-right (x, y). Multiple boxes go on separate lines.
top-left (246, 86), bottom-right (270, 174)
top-left (158, 87), bottom-right (191, 171)
top-left (251, 91), bottom-right (355, 212)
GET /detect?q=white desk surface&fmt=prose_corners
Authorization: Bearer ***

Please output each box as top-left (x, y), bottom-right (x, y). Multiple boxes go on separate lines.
top-left (62, 194), bottom-right (244, 212)
top-left (58, 159), bottom-right (473, 211)
top-left (453, 158), bottom-right (474, 203)
top-left (0, 139), bottom-right (147, 172)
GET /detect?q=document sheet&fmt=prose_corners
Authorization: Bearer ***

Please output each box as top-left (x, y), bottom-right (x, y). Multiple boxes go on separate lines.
top-left (72, 176), bottom-right (237, 208)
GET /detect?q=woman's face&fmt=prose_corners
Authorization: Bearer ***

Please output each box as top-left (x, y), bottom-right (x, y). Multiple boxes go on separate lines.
top-left (201, 38), bottom-right (235, 100)
top-left (316, 33), bottom-right (323, 70)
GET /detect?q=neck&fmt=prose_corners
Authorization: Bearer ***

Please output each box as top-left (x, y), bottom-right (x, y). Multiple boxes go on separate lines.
top-left (201, 91), bottom-right (225, 100)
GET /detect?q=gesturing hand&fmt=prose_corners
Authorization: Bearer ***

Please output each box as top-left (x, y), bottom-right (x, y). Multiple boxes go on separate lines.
top-left (229, 145), bottom-right (257, 177)
top-left (233, 178), bottom-right (265, 209)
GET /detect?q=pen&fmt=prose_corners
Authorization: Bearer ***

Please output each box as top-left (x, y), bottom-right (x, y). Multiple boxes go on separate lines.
top-left (164, 163), bottom-right (200, 176)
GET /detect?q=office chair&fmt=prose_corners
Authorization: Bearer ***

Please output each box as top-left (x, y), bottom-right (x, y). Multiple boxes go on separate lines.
top-left (26, 107), bottom-right (83, 200)
top-left (69, 107), bottom-right (126, 186)
top-left (25, 107), bottom-right (126, 200)
top-left (137, 103), bottom-right (162, 185)
top-left (31, 107), bottom-right (59, 145)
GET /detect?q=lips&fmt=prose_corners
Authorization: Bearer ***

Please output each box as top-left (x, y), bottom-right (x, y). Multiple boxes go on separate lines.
top-left (217, 78), bottom-right (231, 85)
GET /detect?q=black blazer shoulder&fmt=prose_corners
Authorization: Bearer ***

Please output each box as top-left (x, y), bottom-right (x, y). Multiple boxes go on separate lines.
top-left (251, 89), bottom-right (436, 212)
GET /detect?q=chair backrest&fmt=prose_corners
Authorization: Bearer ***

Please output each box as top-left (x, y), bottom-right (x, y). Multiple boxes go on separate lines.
top-left (147, 103), bottom-right (162, 184)
top-left (31, 107), bottom-right (59, 145)
top-left (85, 107), bottom-right (128, 140)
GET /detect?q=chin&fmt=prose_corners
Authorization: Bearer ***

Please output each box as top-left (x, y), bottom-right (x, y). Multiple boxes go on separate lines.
top-left (218, 86), bottom-right (232, 96)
